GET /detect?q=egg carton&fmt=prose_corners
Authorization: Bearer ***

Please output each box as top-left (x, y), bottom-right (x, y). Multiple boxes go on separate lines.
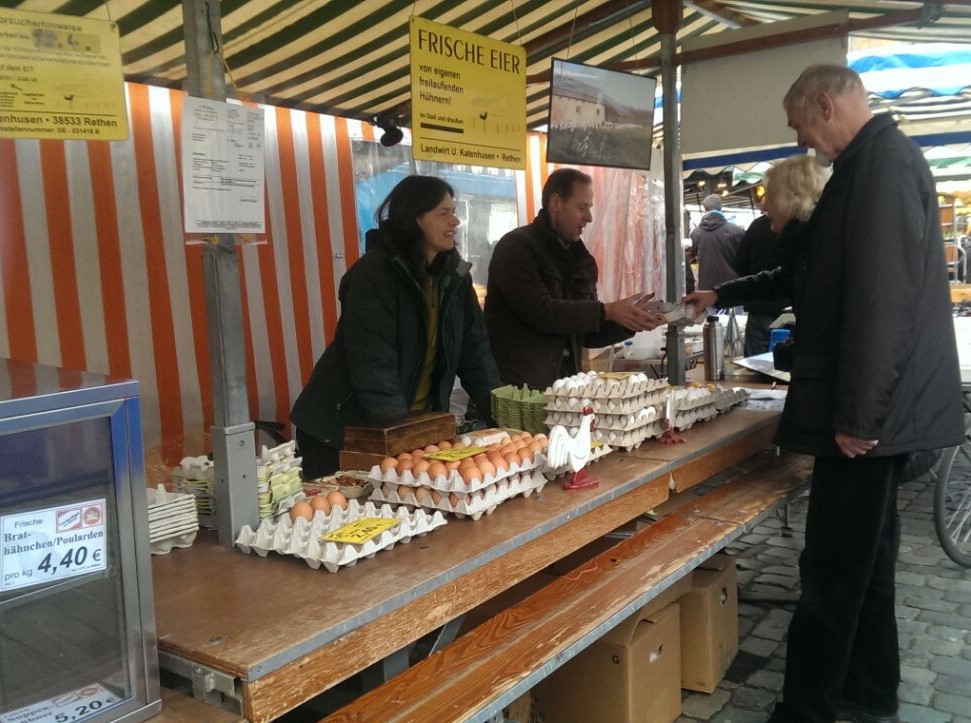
top-left (712, 386), bottom-right (750, 412)
top-left (545, 406), bottom-right (660, 432)
top-left (366, 453), bottom-right (545, 494)
top-left (671, 405), bottom-right (719, 430)
top-left (545, 391), bottom-right (662, 415)
top-left (668, 386), bottom-right (719, 412)
top-left (544, 372), bottom-right (665, 400)
top-left (594, 420), bottom-right (666, 449)
top-left (235, 499), bottom-right (447, 573)
top-left (150, 530), bottom-right (199, 555)
top-left (543, 439), bottom-right (615, 478)
top-left (370, 469), bottom-right (548, 520)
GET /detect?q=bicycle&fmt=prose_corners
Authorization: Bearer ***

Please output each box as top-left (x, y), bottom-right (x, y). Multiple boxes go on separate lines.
top-left (930, 391), bottom-right (971, 568)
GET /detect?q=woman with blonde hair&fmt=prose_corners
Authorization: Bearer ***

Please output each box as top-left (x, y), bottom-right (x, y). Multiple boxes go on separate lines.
top-left (684, 153), bottom-right (829, 314)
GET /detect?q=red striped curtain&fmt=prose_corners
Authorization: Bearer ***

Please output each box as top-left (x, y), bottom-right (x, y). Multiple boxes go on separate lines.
top-left (0, 83), bottom-right (660, 462)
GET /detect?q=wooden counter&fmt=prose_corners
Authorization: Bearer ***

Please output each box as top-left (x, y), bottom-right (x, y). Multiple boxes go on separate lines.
top-left (152, 406), bottom-right (781, 722)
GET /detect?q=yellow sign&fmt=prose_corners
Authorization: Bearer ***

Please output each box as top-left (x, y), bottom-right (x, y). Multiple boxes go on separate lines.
top-left (425, 447), bottom-right (486, 462)
top-left (0, 8), bottom-right (128, 140)
top-left (323, 518), bottom-right (401, 545)
top-left (410, 17), bottom-right (526, 170)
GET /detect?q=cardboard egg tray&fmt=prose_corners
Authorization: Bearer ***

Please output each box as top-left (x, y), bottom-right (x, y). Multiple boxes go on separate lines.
top-left (594, 422), bottom-right (666, 449)
top-left (256, 440), bottom-right (304, 520)
top-left (235, 499), bottom-right (447, 573)
top-left (545, 406), bottom-right (661, 431)
top-left (370, 468), bottom-right (548, 520)
top-left (712, 386), bottom-right (750, 412)
top-left (367, 453), bottom-right (546, 495)
top-left (173, 455), bottom-right (216, 529)
top-left (545, 389), bottom-right (668, 415)
top-left (147, 485), bottom-right (200, 555)
top-left (544, 371), bottom-right (666, 400)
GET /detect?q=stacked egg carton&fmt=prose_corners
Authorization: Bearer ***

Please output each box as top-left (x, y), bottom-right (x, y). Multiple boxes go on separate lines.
top-left (368, 435), bottom-right (549, 520)
top-left (667, 386), bottom-right (721, 429)
top-left (172, 456), bottom-right (215, 529)
top-left (147, 484), bottom-right (199, 555)
top-left (712, 385), bottom-right (750, 412)
top-left (543, 371), bottom-right (669, 450)
top-left (257, 440), bottom-right (304, 520)
top-left (235, 499), bottom-right (447, 573)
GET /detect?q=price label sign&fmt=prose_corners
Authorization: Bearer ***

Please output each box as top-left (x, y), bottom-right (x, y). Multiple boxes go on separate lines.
top-left (323, 518), bottom-right (400, 544)
top-left (1, 499), bottom-right (108, 592)
top-left (0, 681), bottom-right (119, 723)
top-left (424, 447), bottom-right (486, 462)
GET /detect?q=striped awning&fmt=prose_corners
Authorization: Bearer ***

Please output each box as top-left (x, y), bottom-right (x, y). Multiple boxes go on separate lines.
top-left (4, 0), bottom-right (971, 130)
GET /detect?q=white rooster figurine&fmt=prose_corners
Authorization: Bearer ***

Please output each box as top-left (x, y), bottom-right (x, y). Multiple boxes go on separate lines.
top-left (546, 406), bottom-right (600, 490)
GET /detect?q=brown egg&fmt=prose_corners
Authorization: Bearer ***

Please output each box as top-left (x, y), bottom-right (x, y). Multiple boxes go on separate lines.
top-left (460, 465), bottom-right (482, 484)
top-left (379, 457), bottom-right (398, 473)
top-left (458, 456), bottom-right (478, 469)
top-left (529, 440), bottom-right (545, 455)
top-left (448, 492), bottom-right (463, 508)
top-left (477, 460), bottom-right (496, 478)
top-left (517, 447), bottom-right (533, 464)
top-left (427, 461), bottom-right (447, 479)
top-left (473, 453), bottom-right (489, 465)
top-left (437, 440), bottom-right (453, 450)
top-left (412, 458), bottom-right (431, 476)
top-left (520, 432), bottom-right (534, 443)
top-left (326, 490), bottom-right (348, 510)
top-left (503, 451), bottom-right (520, 467)
top-left (289, 500), bottom-right (313, 523)
top-left (397, 452), bottom-right (413, 461)
top-left (382, 483), bottom-right (397, 498)
top-left (429, 489), bottom-right (444, 504)
top-left (424, 444), bottom-right (440, 453)
top-left (411, 449), bottom-right (425, 459)
top-left (414, 486), bottom-right (432, 504)
top-left (397, 458), bottom-right (414, 472)
top-left (309, 495), bottom-right (331, 515)
top-left (446, 460), bottom-right (462, 471)
top-left (489, 454), bottom-right (508, 475)
top-left (500, 443), bottom-right (518, 456)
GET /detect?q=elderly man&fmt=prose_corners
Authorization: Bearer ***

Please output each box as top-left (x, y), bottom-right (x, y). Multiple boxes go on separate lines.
top-left (690, 193), bottom-right (745, 291)
top-left (762, 65), bottom-right (962, 723)
top-left (485, 168), bottom-right (662, 390)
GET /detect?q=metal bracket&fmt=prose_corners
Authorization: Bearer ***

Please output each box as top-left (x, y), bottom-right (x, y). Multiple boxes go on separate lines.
top-left (158, 650), bottom-right (242, 710)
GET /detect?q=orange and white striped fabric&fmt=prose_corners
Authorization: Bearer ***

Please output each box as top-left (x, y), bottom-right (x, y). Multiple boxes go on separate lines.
top-left (0, 82), bottom-right (661, 460)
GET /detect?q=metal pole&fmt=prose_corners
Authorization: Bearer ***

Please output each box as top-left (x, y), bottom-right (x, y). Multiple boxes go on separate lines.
top-left (655, 1), bottom-right (686, 385)
top-left (182, 0), bottom-right (257, 545)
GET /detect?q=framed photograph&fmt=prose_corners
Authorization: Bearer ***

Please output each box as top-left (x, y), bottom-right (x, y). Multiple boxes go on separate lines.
top-left (547, 58), bottom-right (658, 170)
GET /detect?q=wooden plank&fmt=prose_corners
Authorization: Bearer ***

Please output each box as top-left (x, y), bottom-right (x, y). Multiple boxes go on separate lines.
top-left (672, 452), bottom-right (812, 526)
top-left (324, 515), bottom-right (736, 722)
top-left (241, 474), bottom-right (671, 723)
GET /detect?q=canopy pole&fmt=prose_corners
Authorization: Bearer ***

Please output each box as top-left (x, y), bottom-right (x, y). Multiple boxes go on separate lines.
top-left (182, 0), bottom-right (257, 545)
top-left (655, 0), bottom-right (687, 385)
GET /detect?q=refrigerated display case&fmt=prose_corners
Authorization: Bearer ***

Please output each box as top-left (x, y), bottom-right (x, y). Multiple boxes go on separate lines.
top-left (0, 359), bottom-right (161, 723)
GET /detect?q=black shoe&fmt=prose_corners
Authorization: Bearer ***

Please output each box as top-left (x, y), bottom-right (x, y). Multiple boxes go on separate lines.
top-left (835, 701), bottom-right (899, 723)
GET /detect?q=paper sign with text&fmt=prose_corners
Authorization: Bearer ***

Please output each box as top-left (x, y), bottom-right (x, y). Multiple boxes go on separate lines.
top-left (410, 17), bottom-right (526, 169)
top-left (0, 8), bottom-right (128, 140)
top-left (323, 518), bottom-right (401, 544)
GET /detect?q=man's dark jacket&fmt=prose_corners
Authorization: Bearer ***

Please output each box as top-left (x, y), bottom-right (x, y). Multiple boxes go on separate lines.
top-left (484, 210), bottom-right (632, 391)
top-left (291, 238), bottom-right (499, 452)
top-left (716, 114), bottom-right (963, 457)
top-left (734, 214), bottom-right (788, 317)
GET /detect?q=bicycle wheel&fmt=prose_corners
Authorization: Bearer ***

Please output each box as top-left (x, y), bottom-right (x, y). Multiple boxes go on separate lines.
top-left (933, 444), bottom-right (971, 568)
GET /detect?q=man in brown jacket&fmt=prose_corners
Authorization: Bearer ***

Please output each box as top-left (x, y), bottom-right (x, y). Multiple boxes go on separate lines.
top-left (484, 168), bottom-right (662, 390)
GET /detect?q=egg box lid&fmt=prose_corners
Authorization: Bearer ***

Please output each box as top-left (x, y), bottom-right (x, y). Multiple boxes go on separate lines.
top-left (343, 411), bottom-right (457, 455)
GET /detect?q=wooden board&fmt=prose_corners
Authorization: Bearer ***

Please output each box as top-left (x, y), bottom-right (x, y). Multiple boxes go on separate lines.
top-left (151, 687), bottom-right (243, 723)
top-left (342, 412), bottom-right (456, 455)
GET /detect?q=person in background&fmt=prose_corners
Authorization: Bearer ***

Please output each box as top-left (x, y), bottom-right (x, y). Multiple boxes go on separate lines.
top-left (484, 168), bottom-right (664, 391)
top-left (690, 193), bottom-right (745, 292)
top-left (687, 65), bottom-right (963, 723)
top-left (291, 175), bottom-right (500, 478)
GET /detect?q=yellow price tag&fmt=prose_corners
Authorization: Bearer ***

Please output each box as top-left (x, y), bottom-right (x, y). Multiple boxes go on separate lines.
top-left (323, 518), bottom-right (400, 544)
top-left (591, 440), bottom-right (604, 449)
top-left (599, 372), bottom-right (638, 380)
top-left (425, 447), bottom-right (486, 462)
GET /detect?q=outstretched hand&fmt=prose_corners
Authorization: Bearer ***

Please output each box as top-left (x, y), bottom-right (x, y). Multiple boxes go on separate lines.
top-left (835, 431), bottom-right (878, 458)
top-left (604, 292), bottom-right (665, 332)
top-left (682, 289), bottom-right (717, 318)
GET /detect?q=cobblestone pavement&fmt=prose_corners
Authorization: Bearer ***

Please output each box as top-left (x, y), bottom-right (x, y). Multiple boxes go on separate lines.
top-left (677, 472), bottom-right (971, 723)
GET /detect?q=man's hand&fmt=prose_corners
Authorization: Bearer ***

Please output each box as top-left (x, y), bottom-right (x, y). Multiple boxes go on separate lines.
top-left (682, 290), bottom-right (717, 318)
top-left (835, 431), bottom-right (878, 458)
top-left (604, 293), bottom-right (665, 331)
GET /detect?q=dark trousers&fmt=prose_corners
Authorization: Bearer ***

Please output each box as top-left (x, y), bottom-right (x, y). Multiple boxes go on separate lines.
top-left (743, 313), bottom-right (775, 357)
top-left (771, 454), bottom-right (906, 722)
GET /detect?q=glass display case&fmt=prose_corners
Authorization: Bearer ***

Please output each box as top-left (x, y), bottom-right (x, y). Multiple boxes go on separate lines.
top-left (0, 359), bottom-right (160, 723)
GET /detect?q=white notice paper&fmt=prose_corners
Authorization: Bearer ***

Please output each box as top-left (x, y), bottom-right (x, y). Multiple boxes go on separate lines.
top-left (181, 96), bottom-right (265, 233)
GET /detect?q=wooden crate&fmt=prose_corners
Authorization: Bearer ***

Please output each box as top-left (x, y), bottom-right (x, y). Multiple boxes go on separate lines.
top-left (342, 412), bottom-right (456, 457)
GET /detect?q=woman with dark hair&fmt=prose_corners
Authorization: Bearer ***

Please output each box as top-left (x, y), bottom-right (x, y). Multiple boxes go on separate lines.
top-left (291, 175), bottom-right (500, 477)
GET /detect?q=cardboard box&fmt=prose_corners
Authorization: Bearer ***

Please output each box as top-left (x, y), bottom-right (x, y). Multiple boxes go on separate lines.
top-left (679, 553), bottom-right (739, 693)
top-left (533, 603), bottom-right (681, 723)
